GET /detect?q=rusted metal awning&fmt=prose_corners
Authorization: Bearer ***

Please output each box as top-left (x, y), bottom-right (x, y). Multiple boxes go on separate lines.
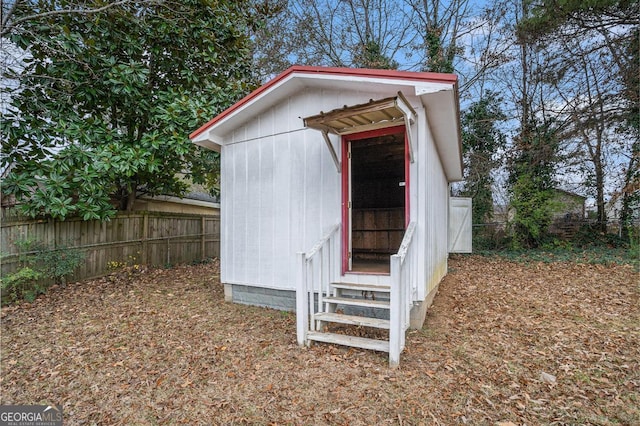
top-left (303, 92), bottom-right (417, 172)
top-left (303, 92), bottom-right (415, 135)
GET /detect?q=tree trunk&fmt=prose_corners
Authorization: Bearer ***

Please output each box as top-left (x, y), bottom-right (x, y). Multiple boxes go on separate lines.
top-left (592, 122), bottom-right (607, 233)
top-left (595, 164), bottom-right (607, 233)
top-left (126, 189), bottom-right (137, 211)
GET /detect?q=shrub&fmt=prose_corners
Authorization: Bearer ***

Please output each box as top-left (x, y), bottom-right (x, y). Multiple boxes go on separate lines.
top-left (1, 240), bottom-right (85, 305)
top-left (571, 223), bottom-right (628, 248)
top-left (0, 267), bottom-right (43, 303)
top-left (35, 245), bottom-right (86, 286)
top-left (472, 224), bottom-right (509, 251)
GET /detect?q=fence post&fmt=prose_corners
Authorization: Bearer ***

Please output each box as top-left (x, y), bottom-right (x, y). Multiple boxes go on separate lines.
top-left (201, 216), bottom-right (206, 261)
top-left (166, 237), bottom-right (170, 265)
top-left (142, 213), bottom-right (149, 265)
top-left (46, 218), bottom-right (55, 249)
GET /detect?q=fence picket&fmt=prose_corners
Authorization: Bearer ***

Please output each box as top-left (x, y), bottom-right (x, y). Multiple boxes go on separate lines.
top-left (1, 211), bottom-right (220, 286)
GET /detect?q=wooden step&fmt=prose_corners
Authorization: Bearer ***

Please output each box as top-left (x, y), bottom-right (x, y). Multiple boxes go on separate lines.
top-left (315, 312), bottom-right (390, 329)
top-left (307, 331), bottom-right (389, 352)
top-left (324, 296), bottom-right (390, 309)
top-left (331, 282), bottom-right (391, 293)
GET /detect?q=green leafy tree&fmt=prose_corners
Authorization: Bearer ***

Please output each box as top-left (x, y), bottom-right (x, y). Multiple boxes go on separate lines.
top-left (1, 0), bottom-right (145, 37)
top-left (2, 0), bottom-right (260, 220)
top-left (352, 40), bottom-right (399, 70)
top-left (496, 0), bottom-right (562, 248)
top-left (619, 28), bottom-right (640, 238)
top-left (517, 0), bottom-right (638, 234)
top-left (508, 119), bottom-right (561, 248)
top-left (460, 92), bottom-right (506, 226)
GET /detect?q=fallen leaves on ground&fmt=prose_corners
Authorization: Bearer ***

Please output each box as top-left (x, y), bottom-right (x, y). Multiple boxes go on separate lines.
top-left (1, 257), bottom-right (638, 425)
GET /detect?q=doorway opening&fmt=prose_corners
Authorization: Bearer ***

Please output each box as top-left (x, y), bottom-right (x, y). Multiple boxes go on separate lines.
top-left (342, 126), bottom-right (408, 274)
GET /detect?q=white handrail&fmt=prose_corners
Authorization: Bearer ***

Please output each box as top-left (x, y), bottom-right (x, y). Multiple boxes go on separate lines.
top-left (395, 222), bottom-right (416, 261)
top-left (296, 220), bottom-right (416, 368)
top-left (389, 221), bottom-right (417, 367)
top-left (305, 223), bottom-right (340, 260)
top-left (296, 223), bottom-right (341, 346)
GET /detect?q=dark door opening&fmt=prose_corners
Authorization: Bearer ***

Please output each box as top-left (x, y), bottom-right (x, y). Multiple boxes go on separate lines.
top-left (344, 127), bottom-right (407, 274)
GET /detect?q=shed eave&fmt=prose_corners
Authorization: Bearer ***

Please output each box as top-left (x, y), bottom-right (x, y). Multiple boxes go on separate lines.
top-left (189, 66), bottom-right (460, 145)
top-left (418, 87), bottom-right (463, 182)
top-left (192, 131), bottom-right (221, 152)
top-left (188, 72), bottom-right (302, 142)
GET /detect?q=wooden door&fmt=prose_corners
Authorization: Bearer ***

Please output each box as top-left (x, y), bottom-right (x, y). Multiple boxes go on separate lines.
top-left (342, 126), bottom-right (408, 273)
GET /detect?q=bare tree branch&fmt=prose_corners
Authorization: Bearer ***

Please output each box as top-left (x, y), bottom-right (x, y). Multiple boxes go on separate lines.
top-left (1, 0), bottom-right (163, 38)
top-left (1, 0), bottom-right (22, 31)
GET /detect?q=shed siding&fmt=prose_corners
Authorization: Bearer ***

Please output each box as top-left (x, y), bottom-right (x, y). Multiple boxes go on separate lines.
top-left (222, 88), bottom-right (392, 291)
top-left (219, 86), bottom-right (450, 296)
top-left (411, 109), bottom-right (449, 301)
top-left (414, 107), bottom-right (428, 301)
top-left (422, 115), bottom-right (449, 297)
top-left (405, 106), bottom-right (449, 302)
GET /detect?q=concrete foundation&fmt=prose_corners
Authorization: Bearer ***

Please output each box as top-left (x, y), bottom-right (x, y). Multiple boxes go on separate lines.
top-left (409, 281), bottom-right (441, 329)
top-left (228, 284), bottom-right (297, 311)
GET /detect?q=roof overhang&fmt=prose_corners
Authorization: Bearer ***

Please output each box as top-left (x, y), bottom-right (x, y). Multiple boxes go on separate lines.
top-left (303, 92), bottom-right (417, 166)
top-left (420, 87), bottom-right (463, 182)
top-left (190, 66), bottom-right (463, 181)
top-left (303, 93), bottom-right (415, 136)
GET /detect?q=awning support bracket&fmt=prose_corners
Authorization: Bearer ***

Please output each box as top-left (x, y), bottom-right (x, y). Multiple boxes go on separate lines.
top-left (321, 130), bottom-right (341, 173)
top-left (395, 92), bottom-right (416, 163)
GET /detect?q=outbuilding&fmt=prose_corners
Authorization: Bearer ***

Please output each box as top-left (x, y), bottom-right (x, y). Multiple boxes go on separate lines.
top-left (190, 66), bottom-right (471, 366)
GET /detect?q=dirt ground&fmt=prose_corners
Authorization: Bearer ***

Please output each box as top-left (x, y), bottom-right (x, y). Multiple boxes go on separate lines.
top-left (1, 256), bottom-right (638, 425)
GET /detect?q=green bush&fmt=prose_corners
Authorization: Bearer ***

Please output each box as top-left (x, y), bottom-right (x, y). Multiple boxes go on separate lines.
top-left (35, 245), bottom-right (86, 285)
top-left (571, 223), bottom-right (629, 248)
top-left (540, 238), bottom-right (573, 251)
top-left (472, 224), bottom-right (510, 251)
top-left (0, 267), bottom-right (44, 303)
top-left (1, 240), bottom-right (85, 305)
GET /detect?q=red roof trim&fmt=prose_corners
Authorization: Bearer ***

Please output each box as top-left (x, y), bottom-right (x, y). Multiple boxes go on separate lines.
top-left (189, 65), bottom-right (458, 140)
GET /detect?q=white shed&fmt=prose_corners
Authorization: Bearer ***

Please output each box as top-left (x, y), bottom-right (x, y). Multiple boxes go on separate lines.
top-left (190, 66), bottom-right (471, 366)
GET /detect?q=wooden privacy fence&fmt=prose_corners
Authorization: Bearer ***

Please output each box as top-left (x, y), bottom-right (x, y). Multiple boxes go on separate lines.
top-left (0, 211), bottom-right (220, 284)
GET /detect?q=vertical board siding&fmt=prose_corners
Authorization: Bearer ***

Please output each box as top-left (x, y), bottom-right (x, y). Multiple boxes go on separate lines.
top-left (217, 87), bottom-right (448, 295)
top-left (220, 89), bottom-right (345, 290)
top-left (220, 144), bottom-right (232, 284)
top-left (246, 132), bottom-right (262, 282)
top-left (234, 141), bottom-right (248, 283)
top-left (259, 135), bottom-right (275, 286)
top-left (304, 126), bottom-right (321, 250)
top-left (422, 114), bottom-right (449, 297)
top-left (263, 115), bottom-right (276, 285)
top-left (1, 212), bottom-right (220, 286)
top-left (273, 132), bottom-right (292, 287)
